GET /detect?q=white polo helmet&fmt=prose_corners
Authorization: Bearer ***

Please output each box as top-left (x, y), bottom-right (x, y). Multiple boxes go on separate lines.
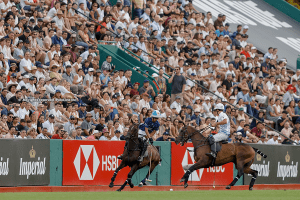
top-left (215, 103), bottom-right (224, 111)
top-left (151, 110), bottom-right (161, 118)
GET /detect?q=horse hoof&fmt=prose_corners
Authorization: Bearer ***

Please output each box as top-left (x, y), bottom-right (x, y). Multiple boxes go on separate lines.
top-left (139, 182), bottom-right (143, 187)
top-left (130, 183), bottom-right (134, 188)
top-left (226, 185), bottom-right (231, 189)
top-left (184, 183), bottom-right (188, 188)
top-left (249, 187), bottom-right (253, 191)
top-left (116, 188), bottom-right (122, 192)
top-left (109, 183), bottom-right (114, 188)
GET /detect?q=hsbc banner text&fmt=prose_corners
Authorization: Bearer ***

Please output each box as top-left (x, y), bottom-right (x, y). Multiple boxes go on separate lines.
top-left (0, 139), bottom-right (50, 186)
top-left (171, 142), bottom-right (233, 186)
top-left (245, 144), bottom-right (300, 184)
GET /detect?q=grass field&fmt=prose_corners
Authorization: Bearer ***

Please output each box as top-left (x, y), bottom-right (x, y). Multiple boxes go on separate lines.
top-left (0, 190), bottom-right (299, 200)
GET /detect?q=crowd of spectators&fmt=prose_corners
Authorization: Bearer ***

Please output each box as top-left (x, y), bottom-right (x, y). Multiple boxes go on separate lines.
top-left (0, 0), bottom-right (298, 145)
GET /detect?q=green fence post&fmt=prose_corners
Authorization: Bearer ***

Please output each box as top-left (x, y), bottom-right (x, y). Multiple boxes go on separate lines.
top-left (132, 141), bottom-right (171, 186)
top-left (50, 140), bottom-right (63, 186)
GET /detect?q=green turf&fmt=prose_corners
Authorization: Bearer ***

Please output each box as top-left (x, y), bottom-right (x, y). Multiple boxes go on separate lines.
top-left (0, 191), bottom-right (299, 200)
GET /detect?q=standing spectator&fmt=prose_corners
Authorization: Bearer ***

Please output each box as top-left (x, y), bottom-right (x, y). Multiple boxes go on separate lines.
top-left (169, 66), bottom-right (186, 105)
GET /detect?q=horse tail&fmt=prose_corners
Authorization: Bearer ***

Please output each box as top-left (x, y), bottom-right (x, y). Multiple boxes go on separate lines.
top-left (252, 147), bottom-right (267, 158)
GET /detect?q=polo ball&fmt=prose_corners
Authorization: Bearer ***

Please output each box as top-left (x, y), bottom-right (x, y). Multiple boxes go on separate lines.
top-left (170, 189), bottom-right (173, 191)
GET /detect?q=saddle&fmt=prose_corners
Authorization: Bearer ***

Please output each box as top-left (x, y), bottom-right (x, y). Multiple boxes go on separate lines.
top-left (215, 140), bottom-right (228, 154)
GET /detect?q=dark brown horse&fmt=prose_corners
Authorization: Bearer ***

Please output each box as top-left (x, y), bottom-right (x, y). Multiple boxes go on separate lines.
top-left (175, 126), bottom-right (267, 190)
top-left (109, 123), bottom-right (161, 191)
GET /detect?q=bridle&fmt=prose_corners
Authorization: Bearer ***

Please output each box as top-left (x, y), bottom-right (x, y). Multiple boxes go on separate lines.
top-left (179, 126), bottom-right (211, 151)
top-left (125, 124), bottom-right (141, 152)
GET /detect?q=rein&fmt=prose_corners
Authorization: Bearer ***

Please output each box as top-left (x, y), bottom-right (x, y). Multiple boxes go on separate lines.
top-left (181, 126), bottom-right (210, 152)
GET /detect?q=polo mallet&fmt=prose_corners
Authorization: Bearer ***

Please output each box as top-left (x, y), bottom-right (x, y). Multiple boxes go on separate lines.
top-left (213, 167), bottom-right (216, 188)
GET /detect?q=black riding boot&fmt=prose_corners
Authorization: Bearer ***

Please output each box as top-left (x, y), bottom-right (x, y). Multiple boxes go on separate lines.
top-left (206, 137), bottom-right (217, 159)
top-left (138, 141), bottom-right (147, 162)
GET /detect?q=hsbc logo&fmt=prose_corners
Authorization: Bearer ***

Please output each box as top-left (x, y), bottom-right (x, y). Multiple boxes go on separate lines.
top-left (182, 148), bottom-right (226, 181)
top-left (182, 148), bottom-right (204, 181)
top-left (73, 145), bottom-right (100, 180)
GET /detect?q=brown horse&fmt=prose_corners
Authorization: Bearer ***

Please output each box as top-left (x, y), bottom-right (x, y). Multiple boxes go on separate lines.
top-left (109, 123), bottom-right (161, 191)
top-left (175, 126), bottom-right (267, 190)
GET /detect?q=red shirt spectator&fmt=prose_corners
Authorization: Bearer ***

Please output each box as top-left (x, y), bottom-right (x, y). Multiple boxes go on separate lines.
top-left (251, 127), bottom-right (262, 138)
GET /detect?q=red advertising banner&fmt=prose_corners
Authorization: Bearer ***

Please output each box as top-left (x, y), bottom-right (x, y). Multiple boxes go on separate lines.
top-left (63, 141), bottom-right (130, 186)
top-left (171, 142), bottom-right (233, 186)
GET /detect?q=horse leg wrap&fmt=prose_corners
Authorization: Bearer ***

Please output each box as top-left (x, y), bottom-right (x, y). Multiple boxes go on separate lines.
top-left (230, 177), bottom-right (240, 186)
top-left (184, 170), bottom-right (191, 179)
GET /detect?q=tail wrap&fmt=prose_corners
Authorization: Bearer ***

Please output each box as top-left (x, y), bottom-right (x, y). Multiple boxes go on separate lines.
top-left (253, 147), bottom-right (267, 158)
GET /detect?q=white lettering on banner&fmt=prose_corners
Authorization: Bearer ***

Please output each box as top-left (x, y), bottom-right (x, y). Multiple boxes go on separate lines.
top-left (277, 161), bottom-right (298, 181)
top-left (250, 160), bottom-right (270, 177)
top-left (181, 147), bottom-right (204, 181)
top-left (102, 155), bottom-right (118, 171)
top-left (207, 166), bottom-right (225, 173)
top-left (276, 37), bottom-right (300, 52)
top-left (0, 157), bottom-right (9, 175)
top-left (73, 145), bottom-right (100, 180)
top-left (193, 0), bottom-right (292, 29)
top-left (19, 157), bottom-right (46, 179)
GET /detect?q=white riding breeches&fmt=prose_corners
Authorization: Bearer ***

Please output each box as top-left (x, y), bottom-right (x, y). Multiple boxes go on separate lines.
top-left (213, 133), bottom-right (229, 142)
top-left (138, 129), bottom-right (146, 139)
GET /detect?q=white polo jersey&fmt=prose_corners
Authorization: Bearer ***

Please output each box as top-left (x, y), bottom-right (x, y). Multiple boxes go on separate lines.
top-left (217, 112), bottom-right (230, 136)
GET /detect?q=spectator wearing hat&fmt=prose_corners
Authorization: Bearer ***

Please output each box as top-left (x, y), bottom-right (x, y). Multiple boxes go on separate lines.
top-left (81, 112), bottom-right (93, 136)
top-left (156, 131), bottom-right (175, 141)
top-left (111, 130), bottom-right (122, 141)
top-left (78, 103), bottom-right (87, 119)
top-left (130, 82), bottom-right (140, 97)
top-left (25, 76), bottom-right (36, 96)
top-left (191, 108), bottom-right (201, 126)
top-left (36, 127), bottom-right (50, 139)
top-left (257, 135), bottom-right (267, 144)
top-left (139, 93), bottom-right (151, 110)
top-left (64, 115), bottom-right (76, 134)
top-left (266, 132), bottom-right (279, 144)
top-left (170, 95), bottom-right (181, 115)
top-left (139, 79), bottom-right (155, 97)
top-left (169, 66), bottom-right (186, 105)
top-left (282, 86), bottom-right (295, 108)
top-left (99, 128), bottom-right (110, 140)
top-left (86, 129), bottom-right (101, 141)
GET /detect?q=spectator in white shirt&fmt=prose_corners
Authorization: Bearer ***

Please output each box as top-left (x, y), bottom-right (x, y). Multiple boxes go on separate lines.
top-left (213, 86), bottom-right (225, 100)
top-left (111, 130), bottom-right (122, 140)
top-left (128, 16), bottom-right (139, 34)
top-left (42, 114), bottom-right (55, 135)
top-left (139, 93), bottom-right (151, 110)
top-left (266, 133), bottom-right (279, 145)
top-left (25, 76), bottom-right (36, 95)
top-left (170, 96), bottom-right (181, 114)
